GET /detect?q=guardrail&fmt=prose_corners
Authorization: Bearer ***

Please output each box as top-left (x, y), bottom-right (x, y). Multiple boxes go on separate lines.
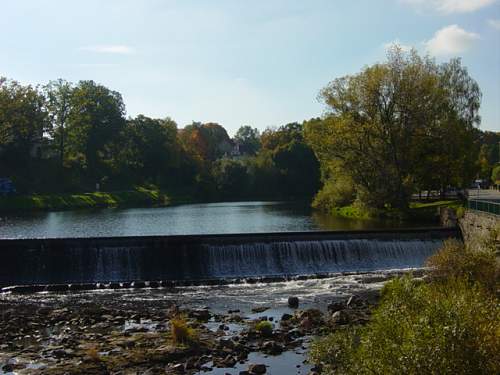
top-left (467, 199), bottom-right (500, 216)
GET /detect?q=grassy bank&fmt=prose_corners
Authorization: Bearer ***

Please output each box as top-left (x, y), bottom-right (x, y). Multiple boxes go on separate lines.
top-left (329, 200), bottom-right (464, 222)
top-left (0, 187), bottom-right (182, 213)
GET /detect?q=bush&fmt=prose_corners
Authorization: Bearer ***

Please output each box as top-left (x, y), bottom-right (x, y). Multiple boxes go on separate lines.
top-left (312, 176), bottom-right (356, 212)
top-left (170, 316), bottom-right (198, 346)
top-left (255, 320), bottom-right (273, 337)
top-left (426, 239), bottom-right (498, 292)
top-left (310, 276), bottom-right (500, 374)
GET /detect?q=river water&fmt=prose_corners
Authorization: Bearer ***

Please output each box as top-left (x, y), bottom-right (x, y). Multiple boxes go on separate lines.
top-left (0, 201), bottom-right (426, 239)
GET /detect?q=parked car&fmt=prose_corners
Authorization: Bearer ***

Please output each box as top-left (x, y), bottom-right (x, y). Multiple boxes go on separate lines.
top-left (0, 178), bottom-right (16, 195)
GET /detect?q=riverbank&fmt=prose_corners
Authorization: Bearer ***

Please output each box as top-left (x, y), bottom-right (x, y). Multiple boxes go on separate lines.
top-left (0, 270), bottom-right (395, 375)
top-left (329, 200), bottom-right (464, 222)
top-left (0, 188), bottom-right (193, 213)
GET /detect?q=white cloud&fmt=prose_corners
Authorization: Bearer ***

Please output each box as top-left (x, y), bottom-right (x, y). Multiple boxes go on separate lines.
top-left (383, 39), bottom-right (414, 52)
top-left (424, 25), bottom-right (479, 56)
top-left (488, 19), bottom-right (500, 30)
top-left (402, 0), bottom-right (497, 14)
top-left (79, 45), bottom-right (135, 54)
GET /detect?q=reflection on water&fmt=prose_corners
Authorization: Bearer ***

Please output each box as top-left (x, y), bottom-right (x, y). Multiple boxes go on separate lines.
top-left (0, 201), bottom-right (426, 239)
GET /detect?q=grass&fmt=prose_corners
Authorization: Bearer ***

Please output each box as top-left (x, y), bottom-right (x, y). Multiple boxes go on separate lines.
top-left (0, 187), bottom-right (175, 213)
top-left (328, 199), bottom-right (464, 222)
top-left (170, 316), bottom-right (198, 346)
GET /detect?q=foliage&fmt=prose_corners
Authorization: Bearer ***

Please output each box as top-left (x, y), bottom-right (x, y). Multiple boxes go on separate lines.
top-left (0, 77), bottom-right (48, 190)
top-left (306, 47), bottom-right (481, 211)
top-left (211, 159), bottom-right (249, 199)
top-left (235, 125), bottom-right (261, 155)
top-left (310, 276), bottom-right (500, 375)
top-left (492, 164), bottom-right (500, 184)
top-left (312, 175), bottom-right (356, 211)
top-left (170, 316), bottom-right (198, 346)
top-left (426, 239), bottom-right (498, 292)
top-left (255, 320), bottom-right (273, 337)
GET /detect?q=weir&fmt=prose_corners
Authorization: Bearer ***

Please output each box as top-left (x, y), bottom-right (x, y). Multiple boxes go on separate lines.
top-left (0, 228), bottom-right (459, 289)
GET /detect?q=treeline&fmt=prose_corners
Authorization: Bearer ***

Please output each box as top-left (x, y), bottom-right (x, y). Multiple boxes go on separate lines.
top-left (305, 47), bottom-right (500, 213)
top-left (0, 78), bottom-right (320, 200)
top-left (1, 48), bottom-right (498, 210)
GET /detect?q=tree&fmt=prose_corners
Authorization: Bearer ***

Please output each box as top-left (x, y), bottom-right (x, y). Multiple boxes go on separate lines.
top-left (212, 159), bottom-right (249, 198)
top-left (306, 47), bottom-right (481, 210)
top-left (179, 122), bottom-right (232, 161)
top-left (44, 79), bottom-right (74, 169)
top-left (260, 122), bottom-right (321, 198)
top-left (0, 78), bottom-right (47, 189)
top-left (492, 165), bottom-right (500, 185)
top-left (115, 115), bottom-right (179, 186)
top-left (65, 80), bottom-right (126, 184)
top-left (234, 125), bottom-right (261, 155)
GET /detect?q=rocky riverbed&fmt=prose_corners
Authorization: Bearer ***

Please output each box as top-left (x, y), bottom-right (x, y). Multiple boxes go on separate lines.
top-left (0, 270), bottom-right (423, 374)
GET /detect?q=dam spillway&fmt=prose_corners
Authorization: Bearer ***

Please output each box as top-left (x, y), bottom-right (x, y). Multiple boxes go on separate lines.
top-left (0, 228), bottom-right (459, 289)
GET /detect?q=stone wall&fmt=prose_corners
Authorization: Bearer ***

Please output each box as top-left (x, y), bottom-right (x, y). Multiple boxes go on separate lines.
top-left (459, 210), bottom-right (500, 249)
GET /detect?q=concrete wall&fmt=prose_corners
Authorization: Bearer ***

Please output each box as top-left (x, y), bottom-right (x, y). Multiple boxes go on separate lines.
top-left (459, 210), bottom-right (500, 249)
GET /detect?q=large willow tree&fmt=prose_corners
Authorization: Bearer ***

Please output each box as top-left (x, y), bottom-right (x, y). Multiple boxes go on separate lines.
top-left (305, 47), bottom-right (481, 210)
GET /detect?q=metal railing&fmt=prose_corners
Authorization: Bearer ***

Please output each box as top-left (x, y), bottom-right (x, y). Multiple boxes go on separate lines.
top-left (467, 199), bottom-right (500, 216)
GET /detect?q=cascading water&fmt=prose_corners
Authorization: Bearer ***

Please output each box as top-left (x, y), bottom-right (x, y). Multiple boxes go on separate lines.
top-left (0, 231), bottom-right (454, 287)
top-left (203, 239), bottom-right (442, 278)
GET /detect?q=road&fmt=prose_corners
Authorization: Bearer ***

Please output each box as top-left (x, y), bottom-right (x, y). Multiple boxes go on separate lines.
top-left (467, 188), bottom-right (500, 202)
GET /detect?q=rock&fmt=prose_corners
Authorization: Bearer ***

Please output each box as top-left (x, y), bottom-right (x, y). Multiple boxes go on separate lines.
top-left (281, 313), bottom-right (293, 321)
top-left (188, 309), bottom-right (211, 321)
top-left (331, 310), bottom-right (349, 325)
top-left (288, 296), bottom-right (299, 308)
top-left (184, 357), bottom-right (199, 370)
top-left (327, 301), bottom-right (344, 313)
top-left (262, 340), bottom-right (284, 355)
top-left (2, 364), bottom-right (14, 372)
top-left (248, 363), bottom-right (267, 374)
top-left (221, 354), bottom-right (237, 367)
top-left (251, 306), bottom-right (269, 313)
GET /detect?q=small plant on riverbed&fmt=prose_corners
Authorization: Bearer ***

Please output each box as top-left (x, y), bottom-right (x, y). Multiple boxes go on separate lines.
top-left (170, 316), bottom-right (198, 346)
top-left (255, 320), bottom-right (273, 337)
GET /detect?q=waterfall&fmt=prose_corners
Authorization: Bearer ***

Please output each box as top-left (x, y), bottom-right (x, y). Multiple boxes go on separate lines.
top-left (0, 233), bottom-right (451, 287)
top-left (203, 239), bottom-right (442, 278)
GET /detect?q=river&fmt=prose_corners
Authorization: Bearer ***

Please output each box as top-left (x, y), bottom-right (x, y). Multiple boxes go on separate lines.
top-left (0, 201), bottom-right (427, 239)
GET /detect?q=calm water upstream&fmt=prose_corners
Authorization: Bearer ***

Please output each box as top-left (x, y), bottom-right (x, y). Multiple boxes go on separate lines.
top-left (0, 201), bottom-right (427, 239)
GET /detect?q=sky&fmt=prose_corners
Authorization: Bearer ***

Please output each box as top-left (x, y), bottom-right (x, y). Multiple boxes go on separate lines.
top-left (1, 0), bottom-right (499, 135)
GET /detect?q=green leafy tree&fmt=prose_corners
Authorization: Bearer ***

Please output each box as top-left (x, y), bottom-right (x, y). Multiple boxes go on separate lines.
top-left (0, 78), bottom-right (47, 189)
top-left (44, 79), bottom-right (74, 170)
top-left (65, 80), bottom-right (126, 184)
top-left (115, 115), bottom-right (179, 186)
top-left (306, 47), bottom-right (481, 210)
top-left (234, 125), bottom-right (261, 155)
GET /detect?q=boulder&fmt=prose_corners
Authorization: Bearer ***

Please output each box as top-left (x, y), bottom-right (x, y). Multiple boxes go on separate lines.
top-left (248, 363), bottom-right (267, 374)
top-left (288, 296), bottom-right (299, 308)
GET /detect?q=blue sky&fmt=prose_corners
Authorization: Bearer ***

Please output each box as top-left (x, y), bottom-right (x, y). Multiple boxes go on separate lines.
top-left (1, 0), bottom-right (499, 134)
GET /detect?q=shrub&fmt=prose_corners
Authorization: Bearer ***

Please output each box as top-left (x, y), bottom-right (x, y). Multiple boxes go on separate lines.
top-left (426, 239), bottom-right (498, 292)
top-left (312, 176), bottom-right (356, 212)
top-left (310, 276), bottom-right (500, 374)
top-left (170, 316), bottom-right (198, 346)
top-left (255, 320), bottom-right (273, 337)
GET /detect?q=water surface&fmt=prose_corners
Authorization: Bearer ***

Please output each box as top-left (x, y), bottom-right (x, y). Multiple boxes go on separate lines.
top-left (0, 201), bottom-right (427, 239)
